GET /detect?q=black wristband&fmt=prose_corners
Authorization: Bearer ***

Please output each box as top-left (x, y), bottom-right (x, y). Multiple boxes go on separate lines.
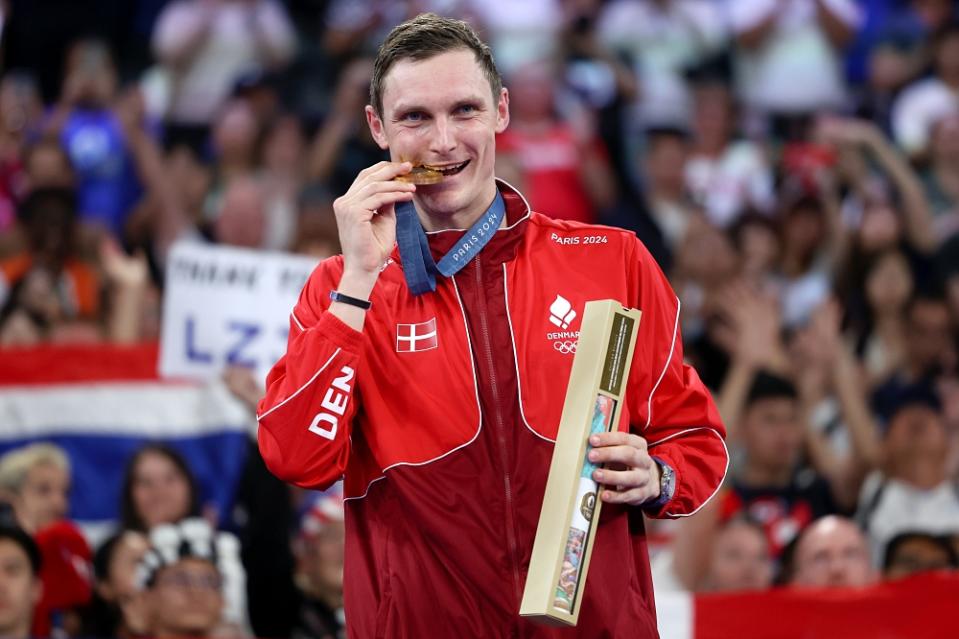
top-left (329, 290), bottom-right (372, 310)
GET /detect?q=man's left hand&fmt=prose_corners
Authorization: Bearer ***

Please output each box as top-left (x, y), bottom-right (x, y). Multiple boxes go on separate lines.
top-left (588, 432), bottom-right (660, 505)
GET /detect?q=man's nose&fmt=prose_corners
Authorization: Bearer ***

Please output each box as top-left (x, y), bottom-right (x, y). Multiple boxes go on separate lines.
top-left (429, 116), bottom-right (457, 156)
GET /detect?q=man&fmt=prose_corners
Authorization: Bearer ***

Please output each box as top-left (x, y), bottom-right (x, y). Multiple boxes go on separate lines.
top-left (258, 13), bottom-right (727, 637)
top-left (136, 519), bottom-right (226, 639)
top-left (700, 516), bottom-right (773, 592)
top-left (0, 443), bottom-right (71, 533)
top-left (292, 490), bottom-right (345, 639)
top-left (785, 516), bottom-right (876, 588)
top-left (0, 523), bottom-right (42, 639)
top-left (721, 372), bottom-right (839, 557)
top-left (858, 384), bottom-right (959, 564)
top-left (0, 443), bottom-right (93, 637)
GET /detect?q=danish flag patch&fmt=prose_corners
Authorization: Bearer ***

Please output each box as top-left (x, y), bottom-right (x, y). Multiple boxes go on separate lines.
top-left (395, 318), bottom-right (438, 353)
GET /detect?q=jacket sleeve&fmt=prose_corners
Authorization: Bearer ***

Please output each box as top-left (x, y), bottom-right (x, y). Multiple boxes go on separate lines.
top-left (256, 258), bottom-right (362, 490)
top-left (625, 238), bottom-right (729, 518)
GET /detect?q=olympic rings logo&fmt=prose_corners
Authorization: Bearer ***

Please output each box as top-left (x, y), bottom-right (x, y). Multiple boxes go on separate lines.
top-left (553, 341), bottom-right (577, 354)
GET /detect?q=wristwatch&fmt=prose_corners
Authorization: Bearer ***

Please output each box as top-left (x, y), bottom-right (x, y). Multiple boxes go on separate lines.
top-left (643, 457), bottom-right (676, 510)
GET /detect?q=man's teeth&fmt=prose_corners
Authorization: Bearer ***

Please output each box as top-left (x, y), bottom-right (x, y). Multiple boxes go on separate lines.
top-left (426, 161), bottom-right (469, 175)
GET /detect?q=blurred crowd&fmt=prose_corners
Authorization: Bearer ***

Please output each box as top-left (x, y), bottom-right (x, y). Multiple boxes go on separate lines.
top-left (1, 0), bottom-right (959, 637)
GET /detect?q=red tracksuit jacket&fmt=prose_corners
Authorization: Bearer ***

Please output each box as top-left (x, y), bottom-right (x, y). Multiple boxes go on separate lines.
top-left (257, 183), bottom-right (728, 638)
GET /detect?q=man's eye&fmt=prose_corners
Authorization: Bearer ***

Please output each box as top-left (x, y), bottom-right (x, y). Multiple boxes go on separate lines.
top-left (403, 112), bottom-right (425, 122)
top-left (456, 105), bottom-right (476, 115)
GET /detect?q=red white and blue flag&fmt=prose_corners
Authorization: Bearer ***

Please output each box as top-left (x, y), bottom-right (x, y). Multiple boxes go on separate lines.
top-left (0, 343), bottom-right (251, 546)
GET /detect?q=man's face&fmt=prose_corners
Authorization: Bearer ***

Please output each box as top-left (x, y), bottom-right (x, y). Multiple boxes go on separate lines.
top-left (0, 540), bottom-right (41, 637)
top-left (742, 397), bottom-right (803, 472)
top-left (884, 405), bottom-right (947, 474)
top-left (706, 521), bottom-right (773, 592)
top-left (791, 518), bottom-right (875, 588)
top-left (147, 559), bottom-right (223, 636)
top-left (367, 48), bottom-right (509, 228)
top-left (16, 463), bottom-right (69, 531)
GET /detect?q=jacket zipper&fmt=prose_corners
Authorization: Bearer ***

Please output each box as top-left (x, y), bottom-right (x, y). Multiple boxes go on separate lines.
top-left (474, 258), bottom-right (523, 607)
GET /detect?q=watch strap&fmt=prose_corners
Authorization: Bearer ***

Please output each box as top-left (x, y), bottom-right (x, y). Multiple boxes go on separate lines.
top-left (643, 456), bottom-right (676, 510)
top-left (329, 290), bottom-right (372, 310)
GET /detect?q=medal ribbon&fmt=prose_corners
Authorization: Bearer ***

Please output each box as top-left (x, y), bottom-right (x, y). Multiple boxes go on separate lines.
top-left (394, 191), bottom-right (506, 295)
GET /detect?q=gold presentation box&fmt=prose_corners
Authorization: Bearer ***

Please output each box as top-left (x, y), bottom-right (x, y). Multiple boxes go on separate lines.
top-left (520, 300), bottom-right (642, 626)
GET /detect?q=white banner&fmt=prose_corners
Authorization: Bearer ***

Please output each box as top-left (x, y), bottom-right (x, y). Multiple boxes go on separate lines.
top-left (159, 241), bottom-right (319, 382)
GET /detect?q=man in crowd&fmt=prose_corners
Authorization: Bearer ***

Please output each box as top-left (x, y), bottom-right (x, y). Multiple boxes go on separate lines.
top-left (0, 523), bottom-right (42, 639)
top-left (136, 518), bottom-right (225, 639)
top-left (257, 13), bottom-right (727, 637)
top-left (723, 372), bottom-right (839, 557)
top-left (785, 515), bottom-right (876, 588)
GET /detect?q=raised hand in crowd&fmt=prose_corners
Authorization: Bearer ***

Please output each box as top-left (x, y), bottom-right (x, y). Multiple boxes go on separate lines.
top-left (712, 280), bottom-right (788, 439)
top-left (307, 58), bottom-right (375, 186)
top-left (791, 298), bottom-right (881, 509)
top-left (816, 115), bottom-right (936, 253)
top-left (99, 236), bottom-right (150, 344)
top-left (223, 365), bottom-right (265, 414)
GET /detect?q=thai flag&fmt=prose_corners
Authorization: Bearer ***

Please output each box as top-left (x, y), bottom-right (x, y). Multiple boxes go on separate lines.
top-left (395, 318), bottom-right (438, 353)
top-left (0, 343), bottom-right (251, 547)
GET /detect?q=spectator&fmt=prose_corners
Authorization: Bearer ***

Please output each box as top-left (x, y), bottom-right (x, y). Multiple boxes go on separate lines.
top-left (728, 0), bottom-right (862, 138)
top-left (291, 186), bottom-right (341, 260)
top-left (882, 531), bottom-right (958, 580)
top-left (638, 126), bottom-right (697, 251)
top-left (719, 371), bottom-right (840, 557)
top-left (0, 443), bottom-right (70, 533)
top-left (82, 530), bottom-right (151, 639)
top-left (790, 300), bottom-right (883, 509)
top-left (773, 191), bottom-right (839, 329)
top-left (0, 188), bottom-right (101, 342)
top-left (20, 139), bottom-right (76, 193)
top-left (119, 444), bottom-right (201, 533)
top-left (305, 57), bottom-right (386, 198)
top-left (151, 0), bottom-right (296, 151)
top-left (42, 39), bottom-right (147, 239)
top-left (119, 443), bottom-right (250, 635)
top-left (0, 72), bottom-right (43, 235)
top-left (496, 58), bottom-right (616, 224)
top-left (291, 490), bottom-right (345, 639)
top-left (685, 67), bottom-right (775, 228)
top-left (260, 114), bottom-right (308, 252)
top-left (728, 213), bottom-right (780, 290)
top-left (0, 523), bottom-right (42, 639)
top-left (816, 115), bottom-right (936, 256)
top-left (0, 443), bottom-right (93, 637)
top-left (842, 248), bottom-right (914, 386)
top-left (596, 0), bottom-right (726, 126)
top-left (136, 518), bottom-right (226, 638)
top-left (214, 177), bottom-right (268, 249)
top-left (891, 22), bottom-right (959, 158)
top-left (871, 293), bottom-right (955, 407)
top-left (785, 515), bottom-right (877, 588)
top-left (701, 515), bottom-right (774, 592)
top-left (858, 385), bottom-right (959, 563)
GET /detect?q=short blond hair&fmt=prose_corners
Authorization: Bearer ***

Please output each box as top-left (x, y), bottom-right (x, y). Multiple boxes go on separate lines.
top-left (0, 443), bottom-right (71, 494)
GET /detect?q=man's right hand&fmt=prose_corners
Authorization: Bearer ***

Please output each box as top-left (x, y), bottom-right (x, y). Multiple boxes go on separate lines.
top-left (330, 161), bottom-right (415, 324)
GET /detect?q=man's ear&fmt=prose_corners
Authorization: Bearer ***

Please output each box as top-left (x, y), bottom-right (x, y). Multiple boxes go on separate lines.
top-left (495, 88), bottom-right (510, 134)
top-left (366, 105), bottom-right (390, 150)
